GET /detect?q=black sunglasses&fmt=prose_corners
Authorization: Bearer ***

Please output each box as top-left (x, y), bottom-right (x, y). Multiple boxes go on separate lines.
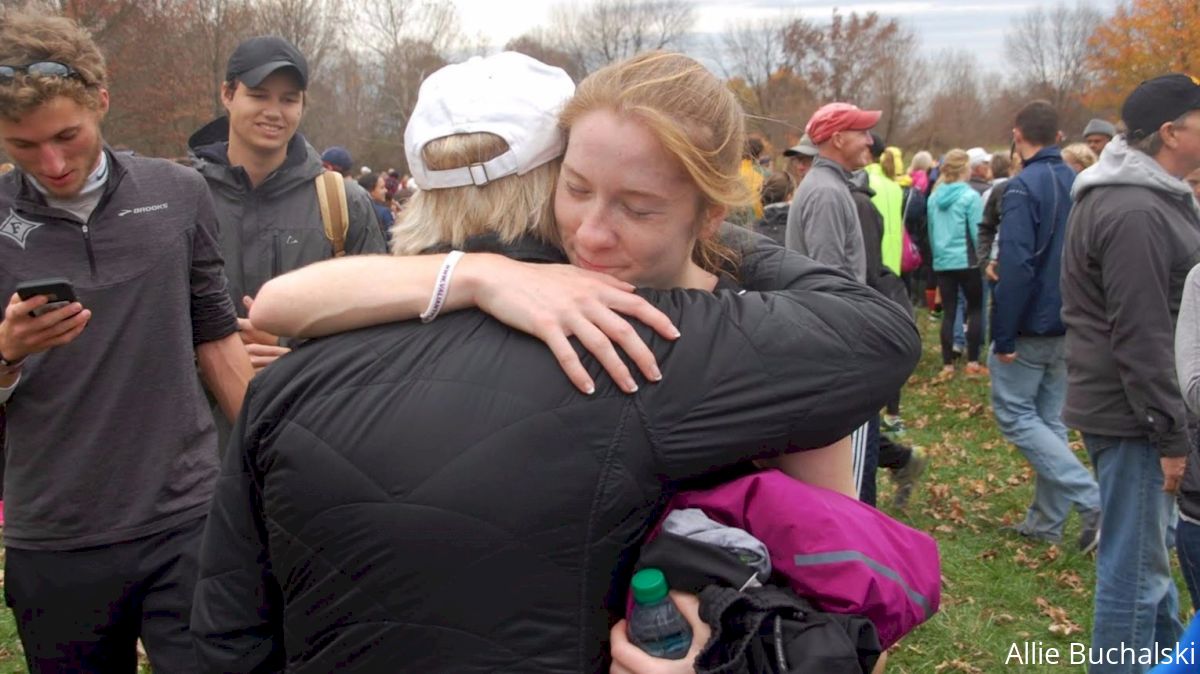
top-left (0, 62), bottom-right (86, 84)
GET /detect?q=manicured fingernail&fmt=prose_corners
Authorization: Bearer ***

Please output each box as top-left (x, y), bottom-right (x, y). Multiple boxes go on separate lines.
top-left (585, 384), bottom-right (595, 395)
top-left (671, 329), bottom-right (681, 339)
top-left (651, 368), bottom-right (662, 381)
top-left (626, 381), bottom-right (639, 393)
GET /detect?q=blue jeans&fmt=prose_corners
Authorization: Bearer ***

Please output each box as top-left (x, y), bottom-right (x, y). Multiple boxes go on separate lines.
top-left (1084, 433), bottom-right (1183, 673)
top-left (1176, 517), bottom-right (1200, 611)
top-left (989, 337), bottom-right (1099, 540)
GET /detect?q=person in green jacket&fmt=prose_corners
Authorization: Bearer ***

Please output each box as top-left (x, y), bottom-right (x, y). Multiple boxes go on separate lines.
top-left (864, 133), bottom-right (904, 276)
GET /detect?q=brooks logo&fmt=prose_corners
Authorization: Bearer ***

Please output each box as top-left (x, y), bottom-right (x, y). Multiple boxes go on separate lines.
top-left (117, 203), bottom-right (169, 217)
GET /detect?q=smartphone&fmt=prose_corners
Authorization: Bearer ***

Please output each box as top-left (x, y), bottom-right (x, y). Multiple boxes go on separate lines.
top-left (16, 278), bottom-right (78, 317)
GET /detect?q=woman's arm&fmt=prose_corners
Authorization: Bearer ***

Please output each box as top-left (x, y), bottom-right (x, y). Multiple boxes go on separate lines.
top-left (759, 437), bottom-right (856, 498)
top-left (250, 253), bottom-right (679, 395)
top-left (1175, 264), bottom-right (1200, 416)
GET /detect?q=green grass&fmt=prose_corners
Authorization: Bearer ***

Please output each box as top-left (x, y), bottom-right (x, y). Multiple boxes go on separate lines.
top-left (881, 310), bottom-right (1191, 673)
top-left (0, 309), bottom-right (1187, 672)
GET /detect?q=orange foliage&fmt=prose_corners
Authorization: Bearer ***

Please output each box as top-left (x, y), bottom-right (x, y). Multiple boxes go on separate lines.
top-left (1087, 0), bottom-right (1200, 110)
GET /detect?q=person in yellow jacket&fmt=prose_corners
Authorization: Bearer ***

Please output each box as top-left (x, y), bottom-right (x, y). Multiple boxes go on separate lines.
top-left (863, 134), bottom-right (904, 276)
top-left (735, 137), bottom-right (768, 224)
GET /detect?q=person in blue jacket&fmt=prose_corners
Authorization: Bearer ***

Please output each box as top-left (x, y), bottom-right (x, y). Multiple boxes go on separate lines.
top-left (990, 100), bottom-right (1101, 551)
top-left (927, 148), bottom-right (985, 375)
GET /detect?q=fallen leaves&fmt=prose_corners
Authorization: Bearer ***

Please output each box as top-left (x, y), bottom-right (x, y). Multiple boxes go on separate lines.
top-left (1036, 596), bottom-right (1083, 636)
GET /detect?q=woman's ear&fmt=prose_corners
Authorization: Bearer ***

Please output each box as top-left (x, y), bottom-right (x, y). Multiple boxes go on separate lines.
top-left (701, 203), bottom-right (727, 238)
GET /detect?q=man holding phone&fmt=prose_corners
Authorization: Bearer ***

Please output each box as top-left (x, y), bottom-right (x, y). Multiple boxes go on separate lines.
top-left (0, 10), bottom-right (253, 672)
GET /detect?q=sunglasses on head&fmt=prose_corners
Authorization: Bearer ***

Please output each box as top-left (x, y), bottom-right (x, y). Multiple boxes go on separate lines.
top-left (0, 62), bottom-right (86, 84)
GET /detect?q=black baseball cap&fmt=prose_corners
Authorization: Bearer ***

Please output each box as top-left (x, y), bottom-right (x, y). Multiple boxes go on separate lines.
top-left (1121, 73), bottom-right (1200, 141)
top-left (869, 132), bottom-right (886, 158)
top-left (226, 36), bottom-right (309, 89)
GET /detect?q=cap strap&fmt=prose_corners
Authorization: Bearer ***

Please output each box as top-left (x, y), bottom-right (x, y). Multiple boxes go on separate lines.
top-left (416, 151), bottom-right (521, 190)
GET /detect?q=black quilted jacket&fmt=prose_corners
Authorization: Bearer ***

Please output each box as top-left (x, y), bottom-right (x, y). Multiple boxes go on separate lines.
top-left (191, 230), bottom-right (921, 673)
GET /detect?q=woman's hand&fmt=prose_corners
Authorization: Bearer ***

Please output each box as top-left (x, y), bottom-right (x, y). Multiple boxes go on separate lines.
top-left (610, 592), bottom-right (709, 674)
top-left (466, 256), bottom-right (680, 395)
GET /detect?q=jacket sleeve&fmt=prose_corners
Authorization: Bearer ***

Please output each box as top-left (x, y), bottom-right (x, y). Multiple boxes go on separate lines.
top-left (978, 184), bottom-right (1004, 270)
top-left (992, 180), bottom-right (1036, 354)
top-left (188, 170), bottom-right (240, 345)
top-left (192, 387), bottom-right (286, 673)
top-left (638, 231), bottom-right (922, 480)
top-left (344, 186), bottom-right (388, 255)
top-left (789, 189), bottom-right (854, 276)
top-left (1098, 210), bottom-right (1191, 457)
top-left (968, 191), bottom-right (984, 244)
top-left (1175, 264), bottom-right (1200, 417)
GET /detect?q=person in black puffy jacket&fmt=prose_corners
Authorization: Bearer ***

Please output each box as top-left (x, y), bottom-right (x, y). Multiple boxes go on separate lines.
top-left (195, 51), bottom-right (920, 674)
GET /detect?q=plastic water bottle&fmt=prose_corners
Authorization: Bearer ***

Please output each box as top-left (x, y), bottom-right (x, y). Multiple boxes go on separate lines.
top-left (628, 568), bottom-right (693, 659)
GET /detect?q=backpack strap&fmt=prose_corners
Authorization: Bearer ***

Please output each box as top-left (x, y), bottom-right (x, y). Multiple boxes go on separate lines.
top-left (314, 171), bottom-right (350, 257)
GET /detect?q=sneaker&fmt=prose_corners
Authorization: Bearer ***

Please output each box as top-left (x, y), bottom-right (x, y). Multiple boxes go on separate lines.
top-left (1078, 510), bottom-right (1101, 554)
top-left (882, 415), bottom-right (906, 435)
top-left (964, 362), bottom-right (989, 377)
top-left (891, 446), bottom-right (928, 510)
top-left (1001, 523), bottom-right (1062, 545)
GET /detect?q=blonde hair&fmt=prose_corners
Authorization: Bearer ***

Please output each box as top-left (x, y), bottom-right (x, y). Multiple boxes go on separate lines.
top-left (559, 51), bottom-right (749, 277)
top-left (1061, 142), bottom-right (1097, 172)
top-left (0, 11), bottom-right (107, 122)
top-left (881, 147), bottom-right (905, 180)
top-left (390, 133), bottom-right (559, 255)
top-left (909, 151), bottom-right (934, 172)
top-left (936, 149), bottom-right (970, 185)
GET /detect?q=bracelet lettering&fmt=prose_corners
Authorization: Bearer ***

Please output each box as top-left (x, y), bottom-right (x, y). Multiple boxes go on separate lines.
top-left (420, 251), bottom-right (465, 323)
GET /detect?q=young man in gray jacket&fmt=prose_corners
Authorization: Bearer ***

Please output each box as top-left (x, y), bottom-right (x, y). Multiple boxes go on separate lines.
top-left (188, 37), bottom-right (386, 373)
top-left (1061, 74), bottom-right (1200, 673)
top-left (0, 11), bottom-right (253, 671)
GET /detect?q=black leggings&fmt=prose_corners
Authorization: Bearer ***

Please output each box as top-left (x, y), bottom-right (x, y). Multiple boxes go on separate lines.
top-left (937, 268), bottom-right (983, 364)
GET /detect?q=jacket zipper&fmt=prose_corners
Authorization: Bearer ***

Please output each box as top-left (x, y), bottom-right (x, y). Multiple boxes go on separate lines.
top-left (80, 222), bottom-right (97, 277)
top-left (272, 231), bottom-right (281, 278)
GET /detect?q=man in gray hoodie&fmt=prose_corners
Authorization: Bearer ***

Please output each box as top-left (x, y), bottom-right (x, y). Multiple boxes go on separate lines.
top-left (1061, 74), bottom-right (1200, 673)
top-left (188, 37), bottom-right (386, 373)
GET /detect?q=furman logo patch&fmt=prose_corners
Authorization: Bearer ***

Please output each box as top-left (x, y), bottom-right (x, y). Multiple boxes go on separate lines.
top-left (0, 209), bottom-right (43, 249)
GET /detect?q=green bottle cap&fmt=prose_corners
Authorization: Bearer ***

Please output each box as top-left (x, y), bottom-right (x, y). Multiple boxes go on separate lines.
top-left (631, 568), bottom-right (669, 604)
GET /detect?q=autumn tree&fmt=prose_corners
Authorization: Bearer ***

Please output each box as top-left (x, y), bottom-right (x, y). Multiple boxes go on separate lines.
top-left (506, 30), bottom-right (587, 82)
top-left (1004, 2), bottom-right (1102, 132)
top-left (547, 0), bottom-right (696, 74)
top-left (775, 10), bottom-right (926, 145)
top-left (1088, 0), bottom-right (1200, 110)
top-left (905, 50), bottom-right (989, 153)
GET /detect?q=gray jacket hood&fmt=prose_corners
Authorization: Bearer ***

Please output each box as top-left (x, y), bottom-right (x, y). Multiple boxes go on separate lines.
top-left (187, 116), bottom-right (323, 196)
top-left (1072, 135), bottom-right (1200, 219)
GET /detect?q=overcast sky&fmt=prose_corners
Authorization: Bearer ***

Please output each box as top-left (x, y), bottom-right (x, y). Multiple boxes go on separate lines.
top-left (450, 0), bottom-right (1120, 73)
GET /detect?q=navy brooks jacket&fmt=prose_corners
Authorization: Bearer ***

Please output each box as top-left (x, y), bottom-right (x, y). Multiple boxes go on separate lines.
top-left (992, 147), bottom-right (1076, 354)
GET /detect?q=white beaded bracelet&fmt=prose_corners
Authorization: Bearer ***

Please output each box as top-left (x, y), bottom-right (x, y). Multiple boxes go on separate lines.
top-left (420, 251), bottom-right (465, 323)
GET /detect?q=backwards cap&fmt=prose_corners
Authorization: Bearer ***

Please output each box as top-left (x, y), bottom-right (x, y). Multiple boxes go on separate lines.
top-left (405, 52), bottom-right (575, 190)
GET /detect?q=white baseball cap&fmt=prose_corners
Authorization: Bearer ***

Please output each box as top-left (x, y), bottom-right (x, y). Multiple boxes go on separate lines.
top-left (405, 52), bottom-right (576, 190)
top-left (966, 147), bottom-right (992, 167)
